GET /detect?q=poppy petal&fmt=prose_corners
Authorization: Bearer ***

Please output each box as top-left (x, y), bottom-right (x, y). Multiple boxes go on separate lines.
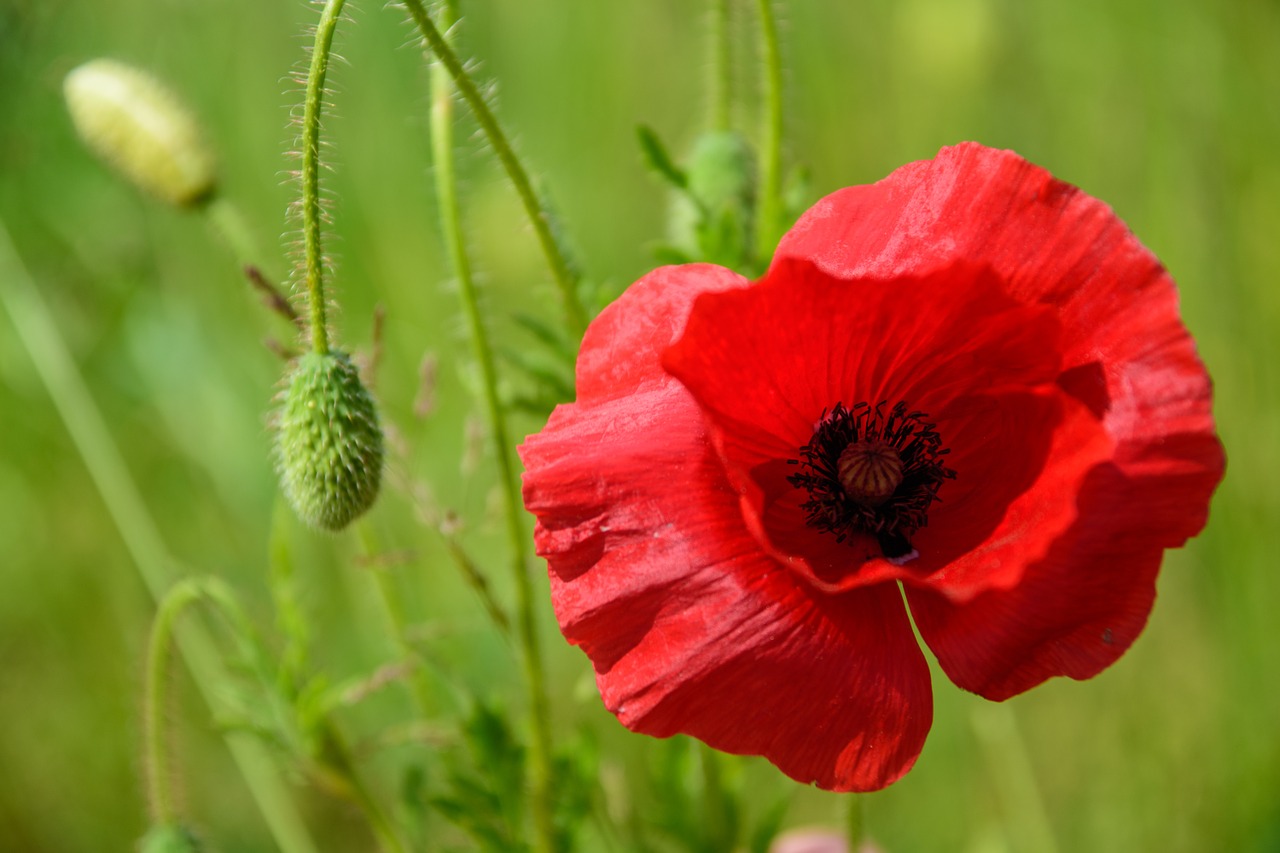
top-left (774, 143), bottom-right (1222, 547)
top-left (772, 142), bottom-right (1224, 696)
top-left (905, 459), bottom-right (1171, 700)
top-left (520, 265), bottom-right (933, 791)
top-left (662, 258), bottom-right (1067, 592)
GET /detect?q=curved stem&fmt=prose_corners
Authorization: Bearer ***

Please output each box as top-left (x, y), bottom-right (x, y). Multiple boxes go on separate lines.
top-left (0, 222), bottom-right (318, 853)
top-left (423, 9), bottom-right (557, 853)
top-left (144, 577), bottom-right (278, 827)
top-left (301, 0), bottom-right (348, 354)
top-left (403, 0), bottom-right (588, 340)
top-left (754, 0), bottom-right (784, 262)
top-left (143, 582), bottom-right (202, 824)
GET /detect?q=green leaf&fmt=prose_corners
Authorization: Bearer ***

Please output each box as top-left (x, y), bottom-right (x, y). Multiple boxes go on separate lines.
top-left (637, 124), bottom-right (688, 190)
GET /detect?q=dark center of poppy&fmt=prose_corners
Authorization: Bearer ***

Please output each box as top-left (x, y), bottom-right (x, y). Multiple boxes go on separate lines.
top-left (787, 401), bottom-right (955, 560)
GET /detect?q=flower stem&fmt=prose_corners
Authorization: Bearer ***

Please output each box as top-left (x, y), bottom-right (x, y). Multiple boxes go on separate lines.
top-left (846, 793), bottom-right (866, 851)
top-left (699, 744), bottom-right (735, 850)
top-left (300, 0), bottom-right (348, 355)
top-left (753, 0), bottom-right (784, 262)
top-left (402, 0), bottom-right (589, 340)
top-left (143, 581), bottom-right (201, 825)
top-left (423, 8), bottom-right (557, 853)
top-left (356, 521), bottom-right (435, 716)
top-left (0, 222), bottom-right (318, 853)
top-left (708, 0), bottom-right (733, 131)
top-left (143, 576), bottom-right (280, 824)
top-left (971, 702), bottom-right (1060, 853)
top-left (203, 195), bottom-right (262, 274)
top-left (313, 720), bottom-right (410, 853)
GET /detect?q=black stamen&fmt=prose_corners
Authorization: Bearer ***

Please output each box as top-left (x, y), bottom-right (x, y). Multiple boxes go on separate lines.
top-left (786, 401), bottom-right (955, 557)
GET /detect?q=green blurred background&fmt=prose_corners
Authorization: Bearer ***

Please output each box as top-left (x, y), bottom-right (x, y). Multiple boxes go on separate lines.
top-left (1, 0), bottom-right (1277, 850)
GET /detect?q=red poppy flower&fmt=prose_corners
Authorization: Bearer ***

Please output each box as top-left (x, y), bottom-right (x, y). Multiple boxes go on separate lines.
top-left (519, 143), bottom-right (1224, 792)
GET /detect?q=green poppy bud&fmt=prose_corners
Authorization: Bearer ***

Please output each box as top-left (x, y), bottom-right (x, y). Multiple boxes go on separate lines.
top-left (276, 351), bottom-right (384, 531)
top-left (686, 130), bottom-right (757, 216)
top-left (63, 59), bottom-right (217, 208)
top-left (668, 130), bottom-right (757, 269)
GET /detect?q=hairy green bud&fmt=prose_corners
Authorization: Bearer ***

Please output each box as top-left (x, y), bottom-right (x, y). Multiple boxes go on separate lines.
top-left (668, 130), bottom-right (757, 270)
top-left (686, 130), bottom-right (757, 215)
top-left (63, 59), bottom-right (217, 208)
top-left (276, 351), bottom-right (384, 531)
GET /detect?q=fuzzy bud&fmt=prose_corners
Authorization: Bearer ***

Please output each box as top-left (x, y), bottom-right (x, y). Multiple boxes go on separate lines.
top-left (276, 351), bottom-right (384, 531)
top-left (63, 59), bottom-right (217, 208)
top-left (686, 130), bottom-right (757, 215)
top-left (669, 130), bottom-right (757, 268)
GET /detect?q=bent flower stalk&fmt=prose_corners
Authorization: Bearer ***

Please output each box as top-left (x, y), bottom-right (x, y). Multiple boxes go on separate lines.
top-left (519, 142), bottom-right (1225, 792)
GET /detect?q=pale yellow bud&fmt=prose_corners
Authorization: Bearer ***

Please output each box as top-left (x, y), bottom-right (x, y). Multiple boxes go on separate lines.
top-left (63, 59), bottom-right (217, 208)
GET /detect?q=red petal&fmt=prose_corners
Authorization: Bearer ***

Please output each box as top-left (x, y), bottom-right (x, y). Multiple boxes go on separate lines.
top-left (662, 258), bottom-right (1067, 591)
top-left (905, 458), bottom-right (1176, 700)
top-left (774, 143), bottom-right (1224, 695)
top-left (520, 265), bottom-right (933, 791)
top-left (775, 142), bottom-right (1223, 545)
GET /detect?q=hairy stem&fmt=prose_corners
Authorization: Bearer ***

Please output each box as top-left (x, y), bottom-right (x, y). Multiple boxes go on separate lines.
top-left (143, 582), bottom-right (203, 825)
top-left (709, 0), bottom-right (733, 131)
top-left (754, 0), bottom-right (784, 261)
top-left (403, 0), bottom-right (588, 340)
top-left (300, 0), bottom-right (348, 354)
top-left (422, 7), bottom-right (557, 853)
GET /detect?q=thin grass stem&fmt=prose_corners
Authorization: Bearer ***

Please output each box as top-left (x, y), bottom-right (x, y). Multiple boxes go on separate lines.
top-left (356, 521), bottom-right (436, 717)
top-left (709, 0), bottom-right (733, 131)
top-left (754, 0), bottom-right (784, 261)
top-left (0, 221), bottom-right (319, 853)
top-left (421, 7), bottom-right (557, 852)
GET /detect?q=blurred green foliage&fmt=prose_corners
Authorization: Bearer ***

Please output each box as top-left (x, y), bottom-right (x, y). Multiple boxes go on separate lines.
top-left (1, 0), bottom-right (1277, 850)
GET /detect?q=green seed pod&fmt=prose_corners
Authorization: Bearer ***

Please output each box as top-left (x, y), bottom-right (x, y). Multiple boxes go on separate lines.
top-left (668, 130), bottom-right (757, 269)
top-left (63, 59), bottom-right (217, 208)
top-left (686, 130), bottom-right (757, 215)
top-left (137, 823), bottom-right (204, 853)
top-left (276, 351), bottom-right (384, 531)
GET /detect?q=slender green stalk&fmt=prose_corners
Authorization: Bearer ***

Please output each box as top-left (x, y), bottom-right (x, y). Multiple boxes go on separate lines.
top-left (314, 721), bottom-right (410, 853)
top-left (423, 8), bottom-right (557, 853)
top-left (300, 0), bottom-right (349, 354)
top-left (402, 0), bottom-right (589, 340)
top-left (753, 0), bottom-right (784, 261)
top-left (971, 703), bottom-right (1060, 853)
top-left (356, 521), bottom-right (436, 717)
top-left (143, 582), bottom-right (203, 825)
top-left (268, 499), bottom-right (311, 692)
top-left (846, 793), bottom-right (865, 851)
top-left (144, 576), bottom-right (282, 823)
top-left (440, 525), bottom-right (513, 640)
top-left (709, 0), bottom-right (733, 131)
top-left (0, 222), bottom-right (318, 853)
top-left (203, 195), bottom-right (261, 271)
top-left (699, 744), bottom-right (734, 850)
